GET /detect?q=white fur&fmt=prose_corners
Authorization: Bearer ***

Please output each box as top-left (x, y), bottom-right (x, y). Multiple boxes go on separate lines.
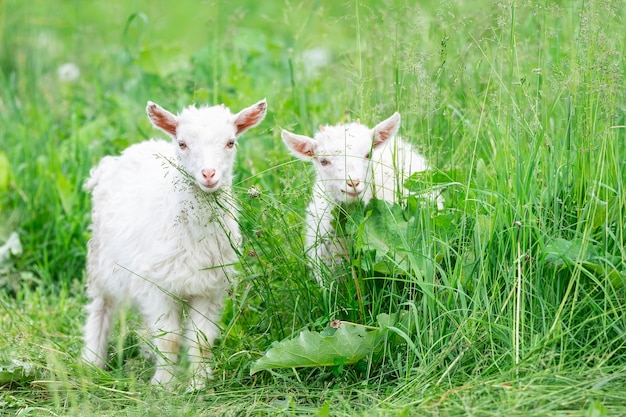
top-left (82, 99), bottom-right (266, 389)
top-left (282, 113), bottom-right (429, 284)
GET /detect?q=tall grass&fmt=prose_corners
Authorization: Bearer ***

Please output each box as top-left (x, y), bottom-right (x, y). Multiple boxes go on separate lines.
top-left (1, 0), bottom-right (625, 415)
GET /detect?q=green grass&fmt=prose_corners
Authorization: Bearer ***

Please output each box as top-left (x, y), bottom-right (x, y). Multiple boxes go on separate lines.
top-left (1, 0), bottom-right (625, 415)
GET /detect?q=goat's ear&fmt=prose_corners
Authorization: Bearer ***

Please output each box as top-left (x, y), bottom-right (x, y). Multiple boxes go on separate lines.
top-left (373, 112), bottom-right (401, 147)
top-left (234, 99), bottom-right (267, 135)
top-left (281, 130), bottom-right (316, 160)
top-left (146, 101), bottom-right (178, 138)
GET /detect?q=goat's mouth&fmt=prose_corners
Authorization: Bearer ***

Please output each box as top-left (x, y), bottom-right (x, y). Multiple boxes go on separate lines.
top-left (199, 180), bottom-right (220, 191)
top-left (341, 189), bottom-right (363, 199)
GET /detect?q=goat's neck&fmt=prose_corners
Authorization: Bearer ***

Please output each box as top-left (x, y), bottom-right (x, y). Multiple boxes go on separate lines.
top-left (173, 178), bottom-right (235, 229)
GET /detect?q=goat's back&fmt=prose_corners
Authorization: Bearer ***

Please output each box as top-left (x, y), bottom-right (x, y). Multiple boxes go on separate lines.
top-left (370, 136), bottom-right (429, 201)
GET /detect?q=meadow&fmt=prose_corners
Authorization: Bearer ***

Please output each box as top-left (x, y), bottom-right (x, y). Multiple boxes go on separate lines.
top-left (1, 0), bottom-right (625, 415)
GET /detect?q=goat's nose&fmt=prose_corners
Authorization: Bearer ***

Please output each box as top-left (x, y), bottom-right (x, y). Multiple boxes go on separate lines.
top-left (347, 179), bottom-right (360, 189)
top-left (202, 168), bottom-right (216, 180)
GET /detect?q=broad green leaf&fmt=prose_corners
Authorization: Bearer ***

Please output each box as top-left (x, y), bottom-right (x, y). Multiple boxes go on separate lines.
top-left (359, 200), bottom-right (436, 278)
top-left (432, 212), bottom-right (456, 234)
top-left (350, 199), bottom-right (410, 261)
top-left (250, 323), bottom-right (380, 375)
top-left (542, 237), bottom-right (598, 268)
top-left (0, 359), bottom-right (38, 384)
top-left (542, 237), bottom-right (626, 287)
top-left (404, 168), bottom-right (465, 193)
top-left (332, 199), bottom-right (437, 278)
top-left (361, 199), bottom-right (409, 252)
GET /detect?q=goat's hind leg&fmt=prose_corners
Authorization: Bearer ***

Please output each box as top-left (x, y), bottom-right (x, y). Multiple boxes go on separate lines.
top-left (82, 295), bottom-right (116, 368)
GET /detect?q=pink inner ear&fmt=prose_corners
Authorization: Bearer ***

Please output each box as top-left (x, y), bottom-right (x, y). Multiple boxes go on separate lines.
top-left (235, 115), bottom-right (255, 134)
top-left (235, 102), bottom-right (267, 134)
top-left (291, 139), bottom-right (315, 157)
top-left (374, 127), bottom-right (393, 147)
top-left (148, 105), bottom-right (178, 136)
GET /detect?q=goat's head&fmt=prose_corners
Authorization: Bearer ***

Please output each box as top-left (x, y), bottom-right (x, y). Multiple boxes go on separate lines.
top-left (282, 112), bottom-right (400, 203)
top-left (147, 99), bottom-right (267, 192)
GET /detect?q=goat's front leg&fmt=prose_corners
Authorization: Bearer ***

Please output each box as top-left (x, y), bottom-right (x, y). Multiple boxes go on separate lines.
top-left (140, 295), bottom-right (182, 386)
top-left (185, 295), bottom-right (222, 391)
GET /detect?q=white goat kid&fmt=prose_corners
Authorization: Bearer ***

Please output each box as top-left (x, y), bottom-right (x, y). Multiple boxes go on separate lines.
top-left (82, 98), bottom-right (267, 389)
top-left (281, 112), bottom-right (429, 284)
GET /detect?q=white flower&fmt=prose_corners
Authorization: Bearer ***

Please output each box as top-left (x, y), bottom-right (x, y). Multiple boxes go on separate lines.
top-left (302, 47), bottom-right (331, 76)
top-left (57, 63), bottom-right (80, 82)
top-left (247, 185), bottom-right (261, 199)
top-left (0, 232), bottom-right (22, 265)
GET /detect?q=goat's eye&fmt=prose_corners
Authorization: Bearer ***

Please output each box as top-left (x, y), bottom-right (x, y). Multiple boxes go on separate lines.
top-left (226, 139), bottom-right (236, 149)
top-left (319, 158), bottom-right (331, 166)
top-left (178, 141), bottom-right (187, 150)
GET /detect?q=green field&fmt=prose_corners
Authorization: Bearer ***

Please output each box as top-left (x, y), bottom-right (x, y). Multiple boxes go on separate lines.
top-left (1, 0), bottom-right (625, 415)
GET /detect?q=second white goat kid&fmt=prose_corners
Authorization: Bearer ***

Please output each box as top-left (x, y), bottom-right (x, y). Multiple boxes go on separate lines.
top-left (82, 98), bottom-right (267, 389)
top-left (281, 112), bottom-right (429, 284)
